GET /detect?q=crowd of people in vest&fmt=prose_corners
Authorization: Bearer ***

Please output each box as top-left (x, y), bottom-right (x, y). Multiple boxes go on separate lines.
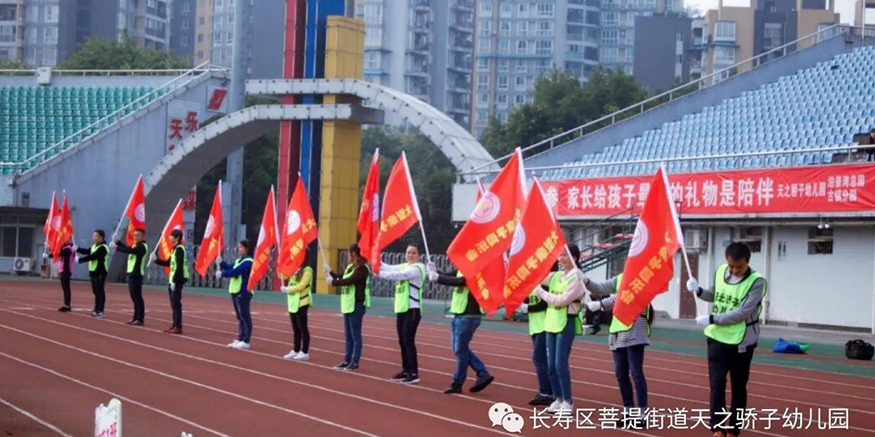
top-left (51, 229), bottom-right (766, 437)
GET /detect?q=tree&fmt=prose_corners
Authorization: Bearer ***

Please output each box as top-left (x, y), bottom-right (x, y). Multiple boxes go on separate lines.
top-left (0, 60), bottom-right (26, 70)
top-left (59, 35), bottom-right (189, 70)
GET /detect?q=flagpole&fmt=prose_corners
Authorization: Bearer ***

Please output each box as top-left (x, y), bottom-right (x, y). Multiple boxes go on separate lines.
top-left (401, 152), bottom-right (432, 262)
top-left (112, 176), bottom-right (140, 244)
top-left (659, 164), bottom-right (694, 279)
top-left (316, 238), bottom-right (330, 269)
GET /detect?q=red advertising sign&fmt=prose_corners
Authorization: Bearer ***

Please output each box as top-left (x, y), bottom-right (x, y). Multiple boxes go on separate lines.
top-left (540, 164), bottom-right (875, 217)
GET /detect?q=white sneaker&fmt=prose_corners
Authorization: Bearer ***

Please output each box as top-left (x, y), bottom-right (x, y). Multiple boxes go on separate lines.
top-left (557, 401), bottom-right (573, 415)
top-left (283, 350), bottom-right (299, 360)
top-left (232, 342), bottom-right (250, 350)
top-left (293, 352), bottom-right (309, 361)
top-left (547, 400), bottom-right (562, 413)
top-left (227, 340), bottom-right (241, 347)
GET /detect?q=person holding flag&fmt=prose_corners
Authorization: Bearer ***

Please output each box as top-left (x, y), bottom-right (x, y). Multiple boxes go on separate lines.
top-left (584, 273), bottom-right (654, 427)
top-left (114, 229), bottom-right (148, 325)
top-left (686, 242), bottom-right (767, 437)
top-left (217, 240), bottom-right (254, 350)
top-left (77, 230), bottom-right (111, 319)
top-left (281, 251), bottom-right (313, 361)
top-left (378, 243), bottom-right (426, 385)
top-left (327, 243), bottom-right (371, 371)
top-left (49, 238), bottom-right (75, 312)
top-left (534, 243), bottom-right (585, 415)
top-left (426, 264), bottom-right (494, 394)
top-left (154, 229), bottom-right (188, 334)
top-left (525, 267), bottom-right (555, 407)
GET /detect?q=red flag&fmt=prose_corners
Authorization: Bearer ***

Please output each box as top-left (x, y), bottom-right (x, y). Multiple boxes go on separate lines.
top-left (51, 195), bottom-right (73, 259)
top-left (156, 200), bottom-right (185, 275)
top-left (446, 149), bottom-right (526, 309)
top-left (195, 182), bottom-right (224, 276)
top-left (248, 186), bottom-right (279, 291)
top-left (466, 181), bottom-right (507, 316)
top-left (503, 177), bottom-right (568, 317)
top-left (277, 176), bottom-right (318, 277)
top-left (44, 192), bottom-right (59, 254)
top-left (371, 152), bottom-right (422, 275)
top-left (357, 148), bottom-right (380, 261)
top-left (123, 175), bottom-right (147, 245)
top-left (613, 167), bottom-right (683, 326)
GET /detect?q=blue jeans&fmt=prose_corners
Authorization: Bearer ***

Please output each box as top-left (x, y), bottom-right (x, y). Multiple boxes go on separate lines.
top-left (545, 316), bottom-right (576, 402)
top-left (232, 292), bottom-right (252, 343)
top-left (531, 333), bottom-right (552, 396)
top-left (613, 344), bottom-right (648, 411)
top-left (451, 316), bottom-right (489, 385)
top-left (343, 302), bottom-right (366, 365)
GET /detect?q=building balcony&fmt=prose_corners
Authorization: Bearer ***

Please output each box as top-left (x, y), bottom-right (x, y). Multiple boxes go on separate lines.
top-left (564, 51), bottom-right (584, 61)
top-left (452, 0), bottom-right (475, 12)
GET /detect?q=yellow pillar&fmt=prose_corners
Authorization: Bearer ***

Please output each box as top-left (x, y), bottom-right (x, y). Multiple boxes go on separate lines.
top-left (316, 17), bottom-right (365, 294)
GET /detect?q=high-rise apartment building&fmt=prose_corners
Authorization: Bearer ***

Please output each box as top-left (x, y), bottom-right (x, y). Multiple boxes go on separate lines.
top-left (355, 0), bottom-right (475, 129)
top-left (170, 0), bottom-right (195, 62)
top-left (0, 0), bottom-right (24, 63)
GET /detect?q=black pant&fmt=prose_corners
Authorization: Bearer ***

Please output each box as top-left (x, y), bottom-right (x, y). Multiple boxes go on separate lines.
top-left (396, 309), bottom-right (421, 375)
top-left (91, 274), bottom-right (106, 313)
top-left (168, 283), bottom-right (183, 328)
top-left (128, 276), bottom-right (145, 322)
top-left (708, 340), bottom-right (755, 435)
top-left (290, 305), bottom-right (310, 354)
top-left (60, 272), bottom-right (71, 307)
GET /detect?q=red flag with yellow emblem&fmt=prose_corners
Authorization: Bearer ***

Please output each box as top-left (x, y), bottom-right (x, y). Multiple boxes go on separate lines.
top-left (277, 176), bottom-right (318, 277)
top-left (195, 181), bottom-right (224, 276)
top-left (371, 152), bottom-right (421, 275)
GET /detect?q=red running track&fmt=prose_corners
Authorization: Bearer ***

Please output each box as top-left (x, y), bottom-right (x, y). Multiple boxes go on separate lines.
top-left (0, 280), bottom-right (872, 437)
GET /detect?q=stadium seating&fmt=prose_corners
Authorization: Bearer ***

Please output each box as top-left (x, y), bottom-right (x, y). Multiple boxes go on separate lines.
top-left (541, 45), bottom-right (875, 180)
top-left (0, 86), bottom-right (163, 174)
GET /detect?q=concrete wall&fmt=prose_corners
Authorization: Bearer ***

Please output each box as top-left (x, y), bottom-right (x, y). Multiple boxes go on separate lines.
top-left (521, 34), bottom-right (854, 170)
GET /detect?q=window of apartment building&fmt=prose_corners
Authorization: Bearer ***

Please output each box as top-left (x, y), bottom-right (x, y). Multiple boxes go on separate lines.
top-left (25, 5), bottom-right (38, 23)
top-left (497, 75), bottom-right (509, 90)
top-left (42, 47), bottom-right (57, 66)
top-left (601, 29), bottom-right (619, 45)
top-left (365, 28), bottom-right (382, 46)
top-left (182, 19), bottom-right (191, 29)
top-left (625, 47), bottom-right (633, 63)
top-left (479, 20), bottom-right (491, 36)
top-left (518, 3), bottom-right (529, 17)
top-left (516, 21), bottom-right (528, 36)
top-left (43, 26), bottom-right (57, 45)
top-left (198, 33), bottom-right (204, 43)
top-left (624, 65), bottom-right (633, 74)
top-left (626, 12), bottom-right (637, 27)
top-left (627, 0), bottom-right (638, 7)
top-left (0, 226), bottom-right (33, 259)
top-left (478, 58), bottom-right (489, 71)
top-left (0, 4), bottom-right (15, 21)
top-left (526, 74), bottom-right (535, 88)
top-left (515, 75), bottom-right (525, 90)
top-left (479, 0), bottom-right (492, 17)
top-left (584, 46), bottom-right (598, 61)
top-left (45, 5), bottom-right (59, 23)
top-left (182, 2), bottom-right (192, 13)
top-left (364, 4), bottom-right (382, 25)
top-left (714, 46), bottom-right (735, 66)
top-left (807, 227), bottom-right (834, 255)
top-left (497, 111), bottom-right (507, 122)
top-left (213, 32), bottom-right (222, 45)
top-left (516, 40), bottom-right (527, 55)
top-left (500, 3), bottom-right (512, 17)
top-left (600, 47), bottom-right (618, 62)
top-left (715, 21), bottom-right (736, 42)
top-left (764, 22), bottom-right (782, 47)
top-left (499, 59), bottom-right (509, 72)
top-left (364, 52), bottom-right (380, 69)
top-left (537, 21), bottom-right (553, 37)
top-left (477, 92), bottom-right (488, 104)
top-left (478, 74), bottom-right (489, 90)
top-left (25, 27), bottom-right (37, 44)
top-left (535, 40), bottom-right (552, 55)
top-left (627, 29), bottom-right (635, 44)
top-left (0, 26), bottom-right (14, 44)
top-left (497, 93), bottom-right (507, 108)
top-left (499, 39), bottom-right (510, 54)
top-left (500, 21), bottom-right (511, 36)
top-left (642, 0), bottom-right (655, 8)
top-left (603, 0), bottom-right (619, 7)
top-left (586, 11), bottom-right (599, 26)
top-left (478, 38), bottom-right (491, 53)
top-left (197, 50), bottom-right (204, 59)
top-left (199, 16), bottom-right (205, 25)
top-left (516, 60), bottom-right (527, 73)
top-left (216, 0), bottom-right (223, 7)
top-left (181, 36), bottom-right (190, 47)
top-left (602, 11), bottom-right (618, 27)
top-left (515, 94), bottom-right (526, 105)
top-left (536, 3), bottom-right (554, 18)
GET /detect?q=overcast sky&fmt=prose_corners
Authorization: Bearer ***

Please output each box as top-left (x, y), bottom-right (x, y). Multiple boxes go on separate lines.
top-left (684, 0), bottom-right (857, 25)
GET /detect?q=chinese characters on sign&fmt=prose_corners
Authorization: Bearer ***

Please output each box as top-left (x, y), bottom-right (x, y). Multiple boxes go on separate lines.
top-left (540, 165), bottom-right (875, 217)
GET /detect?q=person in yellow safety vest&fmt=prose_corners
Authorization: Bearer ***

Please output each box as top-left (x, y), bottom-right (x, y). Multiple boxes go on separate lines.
top-left (281, 252), bottom-right (313, 361)
top-left (114, 228), bottom-right (149, 326)
top-left (584, 273), bottom-right (654, 429)
top-left (426, 263), bottom-right (494, 395)
top-left (686, 242), bottom-right (768, 437)
top-left (326, 244), bottom-right (371, 372)
top-left (154, 229), bottom-right (189, 334)
top-left (76, 229), bottom-right (110, 319)
top-left (534, 243), bottom-right (586, 415)
top-left (523, 261), bottom-right (557, 407)
top-left (377, 243), bottom-right (426, 385)
top-left (217, 240), bottom-right (254, 350)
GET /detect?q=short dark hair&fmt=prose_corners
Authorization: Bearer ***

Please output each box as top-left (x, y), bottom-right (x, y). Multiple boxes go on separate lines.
top-left (725, 242), bottom-right (751, 262)
top-left (133, 228), bottom-right (145, 235)
top-left (348, 243), bottom-right (362, 257)
top-left (407, 243), bottom-right (421, 255)
top-left (170, 229), bottom-right (184, 242)
top-left (94, 229), bottom-right (105, 239)
top-left (566, 243), bottom-right (581, 268)
top-left (238, 239), bottom-right (251, 253)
